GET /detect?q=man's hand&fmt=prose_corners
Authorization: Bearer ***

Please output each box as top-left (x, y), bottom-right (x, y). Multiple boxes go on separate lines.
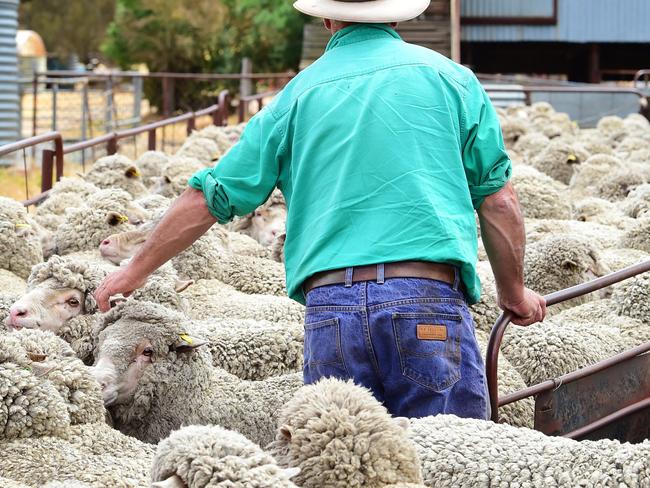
top-left (95, 266), bottom-right (149, 313)
top-left (499, 288), bottom-right (547, 326)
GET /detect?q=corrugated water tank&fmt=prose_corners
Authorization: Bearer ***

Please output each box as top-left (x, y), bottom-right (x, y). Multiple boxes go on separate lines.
top-left (0, 0), bottom-right (20, 164)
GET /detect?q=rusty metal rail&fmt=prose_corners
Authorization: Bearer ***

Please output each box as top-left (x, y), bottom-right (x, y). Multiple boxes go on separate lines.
top-left (486, 259), bottom-right (650, 434)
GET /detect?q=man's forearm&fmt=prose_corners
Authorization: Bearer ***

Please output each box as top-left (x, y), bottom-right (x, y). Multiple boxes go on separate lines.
top-left (477, 182), bottom-right (526, 304)
top-left (128, 188), bottom-right (217, 277)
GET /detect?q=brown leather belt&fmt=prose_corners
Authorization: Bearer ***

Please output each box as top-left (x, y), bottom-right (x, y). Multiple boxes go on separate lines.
top-left (303, 261), bottom-right (456, 295)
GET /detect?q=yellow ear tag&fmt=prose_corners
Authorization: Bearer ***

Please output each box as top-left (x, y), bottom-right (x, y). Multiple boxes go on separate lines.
top-left (15, 222), bottom-right (30, 228)
top-left (567, 154), bottom-right (577, 162)
top-left (179, 333), bottom-right (193, 345)
top-left (117, 215), bottom-right (129, 224)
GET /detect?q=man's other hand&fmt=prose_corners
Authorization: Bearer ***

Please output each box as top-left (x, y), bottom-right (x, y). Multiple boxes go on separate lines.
top-left (95, 267), bottom-right (148, 313)
top-left (499, 288), bottom-right (547, 326)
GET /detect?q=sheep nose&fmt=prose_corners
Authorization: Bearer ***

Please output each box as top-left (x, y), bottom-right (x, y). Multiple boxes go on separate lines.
top-left (101, 239), bottom-right (111, 247)
top-left (271, 230), bottom-right (277, 237)
top-left (9, 306), bottom-right (28, 320)
top-left (99, 381), bottom-right (107, 390)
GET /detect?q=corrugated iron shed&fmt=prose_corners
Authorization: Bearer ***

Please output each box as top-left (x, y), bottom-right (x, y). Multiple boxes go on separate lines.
top-left (0, 0), bottom-right (20, 155)
top-left (462, 0), bottom-right (650, 43)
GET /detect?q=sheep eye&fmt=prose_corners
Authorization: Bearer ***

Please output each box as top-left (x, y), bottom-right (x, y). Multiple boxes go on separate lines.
top-left (67, 298), bottom-right (80, 307)
top-left (142, 348), bottom-right (154, 357)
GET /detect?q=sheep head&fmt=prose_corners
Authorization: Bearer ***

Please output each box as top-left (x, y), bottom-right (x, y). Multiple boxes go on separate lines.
top-left (100, 228), bottom-right (151, 264)
top-left (91, 301), bottom-right (207, 408)
top-left (4, 256), bottom-right (105, 334)
top-left (268, 378), bottom-right (423, 488)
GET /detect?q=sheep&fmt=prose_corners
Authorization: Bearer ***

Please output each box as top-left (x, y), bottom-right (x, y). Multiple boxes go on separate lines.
top-left (0, 422), bottom-right (153, 487)
top-left (0, 268), bottom-right (26, 295)
top-left (268, 378), bottom-right (424, 488)
top-left (599, 247), bottom-right (650, 272)
top-left (615, 136), bottom-right (649, 160)
top-left (0, 328), bottom-right (105, 442)
top-left (529, 140), bottom-right (582, 185)
top-left (512, 132), bottom-right (550, 163)
top-left (154, 156), bottom-right (206, 198)
top-left (151, 425), bottom-right (300, 488)
top-left (570, 197), bottom-right (632, 230)
top-left (99, 224), bottom-right (288, 295)
top-left (524, 234), bottom-right (610, 311)
top-left (54, 190), bottom-right (137, 255)
top-left (183, 279), bottom-right (304, 323)
top-left (0, 478), bottom-right (30, 488)
top-left (569, 153), bottom-right (623, 197)
top-left (91, 300), bottom-right (303, 445)
top-left (410, 414), bottom-right (650, 487)
top-left (620, 217), bottom-right (650, 253)
top-left (83, 154), bottom-right (148, 197)
top-left (596, 166), bottom-right (648, 202)
top-left (270, 233), bottom-right (286, 263)
top-left (135, 193), bottom-right (172, 213)
top-left (597, 115), bottom-right (628, 143)
top-left (193, 318), bottom-right (303, 380)
top-left (227, 230), bottom-right (274, 259)
top-left (525, 219), bottom-right (623, 249)
top-left (197, 125), bottom-right (236, 154)
top-left (621, 183), bottom-right (650, 218)
top-left (510, 164), bottom-right (570, 219)
top-left (176, 134), bottom-right (221, 163)
top-left (468, 261), bottom-right (499, 335)
top-left (34, 191), bottom-right (86, 231)
top-left (0, 196), bottom-right (44, 279)
top-left (135, 150), bottom-right (170, 186)
top-left (227, 189), bottom-right (287, 247)
top-left (612, 273), bottom-right (650, 326)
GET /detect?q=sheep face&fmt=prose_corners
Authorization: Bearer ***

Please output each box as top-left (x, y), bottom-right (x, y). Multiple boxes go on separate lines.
top-left (100, 229), bottom-right (150, 264)
top-left (91, 310), bottom-right (207, 407)
top-left (251, 205), bottom-right (286, 246)
top-left (4, 283), bottom-right (85, 333)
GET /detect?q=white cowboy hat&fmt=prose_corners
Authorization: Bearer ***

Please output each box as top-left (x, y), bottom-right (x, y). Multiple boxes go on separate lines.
top-left (293, 0), bottom-right (430, 23)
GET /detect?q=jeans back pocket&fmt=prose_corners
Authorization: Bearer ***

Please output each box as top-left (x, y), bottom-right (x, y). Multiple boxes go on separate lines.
top-left (303, 317), bottom-right (349, 383)
top-left (392, 312), bottom-right (462, 392)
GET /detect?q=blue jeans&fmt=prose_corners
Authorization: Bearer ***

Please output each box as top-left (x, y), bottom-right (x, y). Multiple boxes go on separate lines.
top-left (303, 270), bottom-right (489, 420)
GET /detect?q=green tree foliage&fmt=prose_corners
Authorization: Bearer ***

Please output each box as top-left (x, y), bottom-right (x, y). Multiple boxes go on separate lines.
top-left (19, 0), bottom-right (116, 64)
top-left (103, 0), bottom-right (306, 110)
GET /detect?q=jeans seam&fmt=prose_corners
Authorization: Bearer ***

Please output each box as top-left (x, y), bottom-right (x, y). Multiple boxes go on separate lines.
top-left (361, 282), bottom-right (381, 376)
top-left (306, 305), bottom-right (364, 313)
top-left (369, 297), bottom-right (464, 311)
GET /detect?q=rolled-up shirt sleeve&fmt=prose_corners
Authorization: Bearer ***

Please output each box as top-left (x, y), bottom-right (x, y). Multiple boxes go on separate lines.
top-left (461, 76), bottom-right (512, 210)
top-left (188, 106), bottom-right (285, 223)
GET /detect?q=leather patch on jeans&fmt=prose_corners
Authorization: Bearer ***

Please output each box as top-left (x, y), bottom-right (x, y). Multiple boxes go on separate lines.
top-left (417, 324), bottom-right (447, 341)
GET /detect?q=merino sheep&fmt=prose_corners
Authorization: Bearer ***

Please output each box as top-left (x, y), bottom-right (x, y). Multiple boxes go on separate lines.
top-left (511, 165), bottom-right (570, 219)
top-left (91, 300), bottom-right (303, 445)
top-left (154, 156), bottom-right (206, 198)
top-left (570, 197), bottom-right (632, 230)
top-left (525, 218), bottom-right (623, 249)
top-left (0, 422), bottom-right (153, 487)
top-left (193, 318), bottom-right (303, 380)
top-left (268, 378), bottom-right (424, 488)
top-left (621, 183), bottom-right (650, 218)
top-left (84, 154), bottom-right (147, 197)
top-left (183, 279), bottom-right (304, 323)
top-left (524, 234), bottom-right (610, 311)
top-left (621, 217), bottom-right (650, 253)
top-left (0, 196), bottom-right (44, 279)
top-left (176, 134), bottom-right (221, 163)
top-left (410, 414), bottom-right (650, 486)
top-left (151, 425), bottom-right (300, 488)
top-left (597, 115), bottom-right (628, 142)
top-left (136, 150), bottom-right (170, 186)
top-left (228, 189), bottom-right (287, 247)
top-left (529, 141), bottom-right (582, 185)
top-left (513, 132), bottom-right (550, 163)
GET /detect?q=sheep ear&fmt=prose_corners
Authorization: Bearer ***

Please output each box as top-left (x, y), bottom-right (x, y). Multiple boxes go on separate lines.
top-left (394, 417), bottom-right (411, 432)
top-left (562, 258), bottom-right (579, 270)
top-left (106, 212), bottom-right (129, 226)
top-left (174, 279), bottom-right (194, 293)
top-left (283, 467), bottom-right (301, 479)
top-left (172, 333), bottom-right (208, 353)
top-left (85, 292), bottom-right (98, 314)
top-left (279, 425), bottom-right (292, 441)
top-left (125, 166), bottom-right (141, 179)
top-left (151, 475), bottom-right (185, 488)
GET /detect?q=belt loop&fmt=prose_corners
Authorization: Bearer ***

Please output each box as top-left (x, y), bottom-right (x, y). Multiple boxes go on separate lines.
top-left (377, 263), bottom-right (385, 284)
top-left (345, 267), bottom-right (354, 287)
top-left (453, 267), bottom-right (460, 291)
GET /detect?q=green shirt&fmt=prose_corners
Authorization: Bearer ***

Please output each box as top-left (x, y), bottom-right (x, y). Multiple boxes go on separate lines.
top-left (189, 24), bottom-right (511, 305)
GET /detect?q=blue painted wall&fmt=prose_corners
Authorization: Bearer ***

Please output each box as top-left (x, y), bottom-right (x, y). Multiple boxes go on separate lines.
top-left (462, 0), bottom-right (650, 43)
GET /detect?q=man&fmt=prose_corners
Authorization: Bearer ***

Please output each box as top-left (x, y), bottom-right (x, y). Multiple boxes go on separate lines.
top-left (95, 0), bottom-right (546, 420)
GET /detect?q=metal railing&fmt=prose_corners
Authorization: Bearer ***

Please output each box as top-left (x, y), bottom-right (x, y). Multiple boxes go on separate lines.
top-left (486, 260), bottom-right (650, 437)
top-left (0, 90), bottom-right (231, 205)
top-left (238, 90), bottom-right (279, 123)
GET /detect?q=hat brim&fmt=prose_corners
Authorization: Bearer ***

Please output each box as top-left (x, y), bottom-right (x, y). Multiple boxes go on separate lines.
top-left (293, 0), bottom-right (430, 23)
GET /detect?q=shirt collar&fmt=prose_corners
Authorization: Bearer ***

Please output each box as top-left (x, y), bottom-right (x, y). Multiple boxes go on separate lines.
top-left (325, 24), bottom-right (402, 52)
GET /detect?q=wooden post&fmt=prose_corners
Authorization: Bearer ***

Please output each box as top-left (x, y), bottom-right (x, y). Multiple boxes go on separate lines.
top-left (148, 129), bottom-right (156, 151)
top-left (451, 0), bottom-right (461, 63)
top-left (240, 58), bottom-right (253, 99)
top-left (588, 43), bottom-right (601, 84)
top-left (41, 149), bottom-right (54, 193)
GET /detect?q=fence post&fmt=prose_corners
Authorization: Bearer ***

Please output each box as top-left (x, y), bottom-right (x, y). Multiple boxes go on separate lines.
top-left (148, 129), bottom-right (156, 151)
top-left (107, 135), bottom-right (118, 155)
top-left (162, 77), bottom-right (175, 117)
top-left (133, 76), bottom-right (143, 125)
top-left (41, 149), bottom-right (54, 193)
top-left (54, 136), bottom-right (64, 183)
top-left (187, 115), bottom-right (196, 136)
top-left (240, 58), bottom-right (253, 99)
top-left (217, 90), bottom-right (230, 126)
top-left (31, 72), bottom-right (38, 138)
top-left (105, 76), bottom-right (114, 132)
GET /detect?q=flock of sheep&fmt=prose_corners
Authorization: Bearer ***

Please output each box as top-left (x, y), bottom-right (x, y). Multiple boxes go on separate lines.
top-left (0, 103), bottom-right (649, 487)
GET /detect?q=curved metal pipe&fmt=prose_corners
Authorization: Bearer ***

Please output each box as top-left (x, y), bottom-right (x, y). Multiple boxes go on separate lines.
top-left (487, 259), bottom-right (650, 423)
